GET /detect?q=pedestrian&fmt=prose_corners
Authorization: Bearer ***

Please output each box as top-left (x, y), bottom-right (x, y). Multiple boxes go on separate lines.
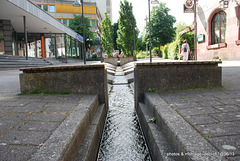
top-left (181, 40), bottom-right (190, 61)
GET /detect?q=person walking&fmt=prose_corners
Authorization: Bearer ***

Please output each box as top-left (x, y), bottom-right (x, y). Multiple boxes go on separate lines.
top-left (181, 40), bottom-right (190, 61)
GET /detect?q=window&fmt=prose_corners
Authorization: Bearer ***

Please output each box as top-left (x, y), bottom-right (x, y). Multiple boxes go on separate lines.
top-left (211, 11), bottom-right (226, 44)
top-left (49, 5), bottom-right (55, 12)
top-left (63, 19), bottom-right (68, 25)
top-left (37, 4), bottom-right (48, 12)
top-left (90, 20), bottom-right (96, 27)
top-left (42, 5), bottom-right (48, 12)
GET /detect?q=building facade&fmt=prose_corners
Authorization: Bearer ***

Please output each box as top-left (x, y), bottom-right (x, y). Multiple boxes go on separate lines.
top-left (84, 0), bottom-right (112, 21)
top-left (197, 0), bottom-right (240, 60)
top-left (31, 0), bottom-right (109, 57)
top-left (0, 0), bottom-right (83, 59)
top-left (31, 0), bottom-right (106, 37)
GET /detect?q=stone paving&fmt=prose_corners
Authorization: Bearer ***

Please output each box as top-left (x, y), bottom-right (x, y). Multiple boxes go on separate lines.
top-left (158, 63), bottom-right (240, 160)
top-left (0, 94), bottom-right (85, 161)
top-left (0, 60), bottom-right (239, 160)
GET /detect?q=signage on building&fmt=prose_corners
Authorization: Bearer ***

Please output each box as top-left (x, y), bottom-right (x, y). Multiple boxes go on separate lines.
top-left (76, 34), bottom-right (83, 42)
top-left (183, 0), bottom-right (194, 13)
top-left (197, 34), bottom-right (205, 42)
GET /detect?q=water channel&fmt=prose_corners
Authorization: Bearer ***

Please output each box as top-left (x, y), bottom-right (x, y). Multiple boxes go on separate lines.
top-left (97, 66), bottom-right (151, 160)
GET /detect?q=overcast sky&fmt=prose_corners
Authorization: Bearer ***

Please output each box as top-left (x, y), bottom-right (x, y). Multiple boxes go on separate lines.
top-left (111, 0), bottom-right (194, 33)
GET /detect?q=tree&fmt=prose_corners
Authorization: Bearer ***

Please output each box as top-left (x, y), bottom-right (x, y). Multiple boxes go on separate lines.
top-left (69, 14), bottom-right (93, 48)
top-left (176, 21), bottom-right (187, 33)
top-left (146, 3), bottom-right (176, 55)
top-left (112, 22), bottom-right (119, 50)
top-left (101, 12), bottom-right (114, 56)
top-left (117, 0), bottom-right (136, 57)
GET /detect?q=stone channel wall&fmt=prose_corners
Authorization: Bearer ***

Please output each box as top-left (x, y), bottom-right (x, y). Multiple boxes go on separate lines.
top-left (134, 61), bottom-right (222, 105)
top-left (103, 57), bottom-right (134, 66)
top-left (19, 64), bottom-right (108, 105)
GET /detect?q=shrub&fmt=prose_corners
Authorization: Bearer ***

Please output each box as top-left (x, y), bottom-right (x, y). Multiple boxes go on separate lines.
top-left (162, 45), bottom-right (169, 59)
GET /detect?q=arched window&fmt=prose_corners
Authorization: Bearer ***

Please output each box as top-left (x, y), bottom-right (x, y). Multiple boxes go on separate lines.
top-left (211, 11), bottom-right (226, 44)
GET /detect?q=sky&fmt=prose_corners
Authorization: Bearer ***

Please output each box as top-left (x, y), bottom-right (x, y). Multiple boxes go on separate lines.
top-left (111, 0), bottom-right (194, 33)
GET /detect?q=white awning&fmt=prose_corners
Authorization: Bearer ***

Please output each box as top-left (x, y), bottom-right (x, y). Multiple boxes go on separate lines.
top-left (0, 0), bottom-right (83, 42)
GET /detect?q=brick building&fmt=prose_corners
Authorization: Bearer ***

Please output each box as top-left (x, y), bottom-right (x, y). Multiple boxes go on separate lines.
top-left (197, 0), bottom-right (240, 60)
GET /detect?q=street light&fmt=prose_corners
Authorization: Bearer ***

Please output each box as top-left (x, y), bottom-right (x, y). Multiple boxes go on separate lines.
top-left (148, 0), bottom-right (159, 63)
top-left (73, 0), bottom-right (86, 64)
top-left (134, 27), bottom-right (138, 61)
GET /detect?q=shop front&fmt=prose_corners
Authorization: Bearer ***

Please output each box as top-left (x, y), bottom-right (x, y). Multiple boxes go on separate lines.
top-left (0, 0), bottom-right (83, 60)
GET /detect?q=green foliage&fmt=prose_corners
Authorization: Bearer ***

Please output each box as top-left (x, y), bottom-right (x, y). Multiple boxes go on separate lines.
top-left (101, 12), bottom-right (114, 56)
top-left (161, 32), bottom-right (182, 60)
top-left (151, 47), bottom-right (159, 57)
top-left (162, 45), bottom-right (169, 59)
top-left (136, 36), bottom-right (146, 52)
top-left (162, 88), bottom-right (168, 92)
top-left (182, 31), bottom-right (194, 52)
top-left (69, 14), bottom-right (93, 46)
top-left (112, 22), bottom-right (119, 50)
top-left (136, 51), bottom-right (149, 59)
top-left (146, 3), bottom-right (176, 52)
top-left (20, 88), bottom-right (70, 95)
top-left (175, 22), bottom-right (187, 33)
top-left (148, 88), bottom-right (157, 92)
top-left (117, 0), bottom-right (137, 57)
top-left (149, 117), bottom-right (156, 123)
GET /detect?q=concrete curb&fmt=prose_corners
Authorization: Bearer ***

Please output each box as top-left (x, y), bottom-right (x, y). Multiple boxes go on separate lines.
top-left (30, 95), bottom-right (99, 161)
top-left (141, 93), bottom-right (225, 161)
top-left (137, 102), bottom-right (175, 161)
top-left (74, 103), bottom-right (107, 161)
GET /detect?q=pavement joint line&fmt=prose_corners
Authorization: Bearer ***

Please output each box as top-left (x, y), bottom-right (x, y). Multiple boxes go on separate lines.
top-left (65, 95), bottom-right (87, 116)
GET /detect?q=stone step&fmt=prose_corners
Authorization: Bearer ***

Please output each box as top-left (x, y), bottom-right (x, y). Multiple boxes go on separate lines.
top-left (0, 61), bottom-right (50, 65)
top-left (74, 103), bottom-right (107, 161)
top-left (0, 64), bottom-right (50, 70)
top-left (142, 93), bottom-right (222, 161)
top-left (137, 102), bottom-right (175, 161)
top-left (30, 95), bottom-right (101, 161)
top-left (0, 54), bottom-right (40, 60)
top-left (0, 55), bottom-right (51, 70)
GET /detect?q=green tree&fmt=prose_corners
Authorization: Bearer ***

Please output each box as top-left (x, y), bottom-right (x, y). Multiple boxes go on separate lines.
top-left (112, 22), bottom-right (119, 50)
top-left (176, 21), bottom-right (187, 33)
top-left (147, 3), bottom-right (176, 55)
top-left (69, 14), bottom-right (93, 48)
top-left (117, 0), bottom-right (136, 57)
top-left (101, 12), bottom-right (114, 56)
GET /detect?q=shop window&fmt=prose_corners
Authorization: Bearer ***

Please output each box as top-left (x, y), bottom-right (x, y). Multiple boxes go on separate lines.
top-left (49, 5), bottom-right (55, 13)
top-left (211, 11), bottom-right (226, 44)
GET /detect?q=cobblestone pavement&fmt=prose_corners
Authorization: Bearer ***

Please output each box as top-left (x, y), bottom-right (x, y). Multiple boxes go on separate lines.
top-left (158, 63), bottom-right (240, 160)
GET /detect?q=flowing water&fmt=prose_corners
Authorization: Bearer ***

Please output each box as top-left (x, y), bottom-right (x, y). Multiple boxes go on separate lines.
top-left (97, 67), bottom-right (151, 161)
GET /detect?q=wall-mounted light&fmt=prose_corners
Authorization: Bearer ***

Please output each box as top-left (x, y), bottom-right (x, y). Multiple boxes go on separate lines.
top-left (219, 0), bottom-right (240, 9)
top-left (219, 0), bottom-right (229, 9)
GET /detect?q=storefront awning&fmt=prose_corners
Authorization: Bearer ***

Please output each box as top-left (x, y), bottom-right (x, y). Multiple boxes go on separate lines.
top-left (0, 0), bottom-right (83, 42)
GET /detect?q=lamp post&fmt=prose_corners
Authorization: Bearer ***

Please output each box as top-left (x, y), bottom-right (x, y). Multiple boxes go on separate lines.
top-left (73, 0), bottom-right (86, 64)
top-left (148, 0), bottom-right (159, 63)
top-left (134, 27), bottom-right (138, 61)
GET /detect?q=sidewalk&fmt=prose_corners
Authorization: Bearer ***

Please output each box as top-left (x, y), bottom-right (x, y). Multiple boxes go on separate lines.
top-left (0, 61), bottom-right (102, 161)
top-left (0, 60), bottom-right (239, 160)
top-left (156, 61), bottom-right (240, 160)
